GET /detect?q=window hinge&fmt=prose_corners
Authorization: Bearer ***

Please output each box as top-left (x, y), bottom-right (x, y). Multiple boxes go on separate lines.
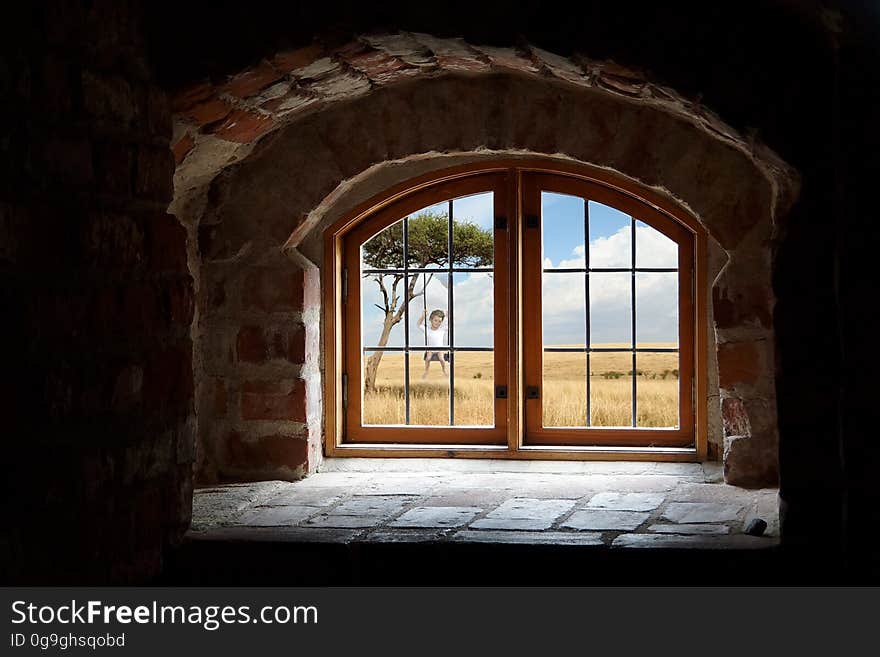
top-left (342, 267), bottom-right (348, 301)
top-left (494, 216), bottom-right (508, 230)
top-left (342, 373), bottom-right (348, 408)
top-left (495, 385), bottom-right (508, 399)
top-left (525, 215), bottom-right (539, 229)
top-left (526, 385), bottom-right (540, 400)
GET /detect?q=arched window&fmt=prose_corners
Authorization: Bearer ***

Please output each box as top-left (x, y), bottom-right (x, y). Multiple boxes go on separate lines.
top-left (326, 163), bottom-right (706, 458)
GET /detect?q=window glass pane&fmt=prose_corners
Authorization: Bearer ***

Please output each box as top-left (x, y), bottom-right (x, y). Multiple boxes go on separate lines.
top-left (635, 272), bottom-right (678, 348)
top-left (542, 272), bottom-right (585, 348)
top-left (542, 192), bottom-right (585, 270)
top-left (589, 351), bottom-right (633, 427)
top-left (543, 351), bottom-right (587, 427)
top-left (453, 351), bottom-right (494, 426)
top-left (635, 219), bottom-right (678, 268)
top-left (408, 272), bottom-right (449, 348)
top-left (589, 272), bottom-right (632, 347)
top-left (361, 219), bottom-right (403, 270)
top-left (407, 201), bottom-right (449, 270)
top-left (636, 353), bottom-right (680, 428)
top-left (588, 201), bottom-right (631, 268)
top-left (409, 350), bottom-right (450, 426)
top-left (362, 351), bottom-right (405, 425)
top-left (452, 192), bottom-right (494, 268)
top-left (361, 273), bottom-right (405, 348)
top-left (452, 272), bottom-right (493, 348)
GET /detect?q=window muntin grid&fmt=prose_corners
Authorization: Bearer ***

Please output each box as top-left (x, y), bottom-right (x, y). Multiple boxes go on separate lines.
top-left (540, 193), bottom-right (680, 429)
top-left (359, 192), bottom-right (495, 427)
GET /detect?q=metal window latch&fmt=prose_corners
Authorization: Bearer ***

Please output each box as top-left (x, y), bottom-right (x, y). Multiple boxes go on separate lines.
top-left (495, 385), bottom-right (508, 399)
top-left (525, 215), bottom-right (539, 229)
top-left (526, 386), bottom-right (540, 399)
top-left (494, 216), bottom-right (507, 230)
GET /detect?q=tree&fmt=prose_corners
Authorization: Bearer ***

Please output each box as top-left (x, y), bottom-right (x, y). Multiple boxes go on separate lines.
top-left (361, 209), bottom-right (493, 392)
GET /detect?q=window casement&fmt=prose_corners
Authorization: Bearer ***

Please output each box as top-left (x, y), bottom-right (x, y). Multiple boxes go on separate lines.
top-left (325, 162), bottom-right (707, 460)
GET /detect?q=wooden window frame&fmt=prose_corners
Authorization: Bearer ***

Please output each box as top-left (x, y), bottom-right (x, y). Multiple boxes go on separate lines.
top-left (324, 160), bottom-right (708, 461)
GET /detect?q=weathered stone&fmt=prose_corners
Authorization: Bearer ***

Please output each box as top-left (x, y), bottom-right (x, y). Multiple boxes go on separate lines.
top-left (562, 510), bottom-right (650, 531)
top-left (717, 341), bottom-right (763, 388)
top-left (390, 506), bottom-right (482, 528)
top-left (483, 498), bottom-right (576, 521)
top-left (469, 517), bottom-right (557, 531)
top-left (722, 396), bottom-right (752, 437)
top-left (240, 380), bottom-right (305, 421)
top-left (612, 533), bottom-right (772, 549)
top-left (662, 502), bottom-right (743, 523)
top-left (331, 495), bottom-right (415, 517)
top-left (234, 505), bottom-right (319, 526)
top-left (453, 531), bottom-right (605, 545)
top-left (210, 109), bottom-right (275, 143)
top-left (221, 61), bottom-right (283, 99)
top-left (648, 523), bottom-right (730, 535)
top-left (586, 492), bottom-right (665, 512)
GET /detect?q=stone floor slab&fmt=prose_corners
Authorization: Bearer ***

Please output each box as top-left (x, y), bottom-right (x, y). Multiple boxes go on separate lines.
top-left (261, 488), bottom-right (345, 508)
top-left (648, 523), bottom-right (730, 535)
top-left (304, 514), bottom-right (388, 529)
top-left (485, 498), bottom-right (576, 521)
top-left (612, 533), bottom-right (774, 549)
top-left (389, 506), bottom-right (483, 528)
top-left (562, 510), bottom-right (650, 531)
top-left (361, 529), bottom-right (448, 543)
top-left (469, 517), bottom-right (556, 531)
top-left (662, 502), bottom-right (743, 523)
top-left (330, 495), bottom-right (415, 516)
top-left (234, 506), bottom-right (320, 527)
top-left (586, 492), bottom-right (665, 512)
top-left (453, 530), bottom-right (605, 545)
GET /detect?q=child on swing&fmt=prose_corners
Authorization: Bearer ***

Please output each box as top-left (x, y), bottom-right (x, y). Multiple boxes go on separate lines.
top-left (418, 308), bottom-right (448, 380)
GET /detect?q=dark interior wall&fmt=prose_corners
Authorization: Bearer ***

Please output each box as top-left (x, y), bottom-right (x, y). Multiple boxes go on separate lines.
top-left (0, 0), bottom-right (195, 584)
top-left (1, 0), bottom-right (876, 582)
top-left (148, 0), bottom-right (874, 577)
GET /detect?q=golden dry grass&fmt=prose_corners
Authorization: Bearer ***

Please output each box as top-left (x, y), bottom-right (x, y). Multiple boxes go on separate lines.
top-left (362, 344), bottom-right (680, 428)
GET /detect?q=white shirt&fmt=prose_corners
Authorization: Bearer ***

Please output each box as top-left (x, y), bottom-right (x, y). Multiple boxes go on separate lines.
top-left (425, 323), bottom-right (447, 347)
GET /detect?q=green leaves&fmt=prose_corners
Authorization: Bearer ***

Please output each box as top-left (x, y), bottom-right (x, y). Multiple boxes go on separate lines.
top-left (362, 210), bottom-right (493, 270)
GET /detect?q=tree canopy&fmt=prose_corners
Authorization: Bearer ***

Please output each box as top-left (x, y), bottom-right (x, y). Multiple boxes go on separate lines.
top-left (362, 210), bottom-right (493, 269)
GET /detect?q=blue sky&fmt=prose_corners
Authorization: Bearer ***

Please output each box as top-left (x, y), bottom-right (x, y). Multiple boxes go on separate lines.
top-left (360, 192), bottom-right (679, 349)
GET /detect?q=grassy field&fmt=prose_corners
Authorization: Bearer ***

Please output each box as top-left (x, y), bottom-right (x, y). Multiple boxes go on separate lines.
top-left (363, 344), bottom-right (679, 428)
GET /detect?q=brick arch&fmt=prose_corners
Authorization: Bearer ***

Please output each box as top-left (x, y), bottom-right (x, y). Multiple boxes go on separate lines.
top-left (172, 34), bottom-right (798, 486)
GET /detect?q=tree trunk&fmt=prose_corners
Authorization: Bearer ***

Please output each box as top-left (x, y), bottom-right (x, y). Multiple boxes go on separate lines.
top-left (363, 275), bottom-right (422, 393)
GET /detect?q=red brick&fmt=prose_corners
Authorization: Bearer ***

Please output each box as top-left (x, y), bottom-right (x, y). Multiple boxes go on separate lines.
top-left (437, 54), bottom-right (490, 73)
top-left (172, 133), bottom-right (195, 165)
top-left (722, 396), bottom-right (751, 437)
top-left (271, 44), bottom-right (325, 73)
top-left (210, 109), bottom-right (275, 143)
top-left (713, 285), bottom-right (773, 329)
top-left (241, 380), bottom-right (305, 421)
top-left (171, 81), bottom-right (213, 113)
top-left (341, 48), bottom-right (417, 85)
top-left (224, 432), bottom-right (308, 471)
top-left (179, 97), bottom-right (232, 126)
top-left (242, 267), bottom-right (304, 312)
top-left (237, 326), bottom-right (267, 363)
top-left (221, 61), bottom-right (283, 99)
top-left (268, 323), bottom-right (306, 363)
top-left (717, 341), bottom-right (762, 388)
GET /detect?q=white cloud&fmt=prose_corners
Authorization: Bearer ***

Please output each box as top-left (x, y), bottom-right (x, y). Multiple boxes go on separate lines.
top-left (361, 223), bottom-right (679, 351)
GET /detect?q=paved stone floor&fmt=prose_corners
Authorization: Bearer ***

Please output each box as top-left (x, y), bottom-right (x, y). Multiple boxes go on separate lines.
top-left (190, 459), bottom-right (779, 550)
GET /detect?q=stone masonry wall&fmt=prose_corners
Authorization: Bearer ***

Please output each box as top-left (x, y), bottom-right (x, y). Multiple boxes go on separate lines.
top-left (170, 34), bottom-right (798, 487)
top-left (0, 0), bottom-right (194, 583)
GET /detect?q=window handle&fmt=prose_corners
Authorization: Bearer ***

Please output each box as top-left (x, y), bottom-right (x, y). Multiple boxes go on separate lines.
top-left (526, 386), bottom-right (540, 400)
